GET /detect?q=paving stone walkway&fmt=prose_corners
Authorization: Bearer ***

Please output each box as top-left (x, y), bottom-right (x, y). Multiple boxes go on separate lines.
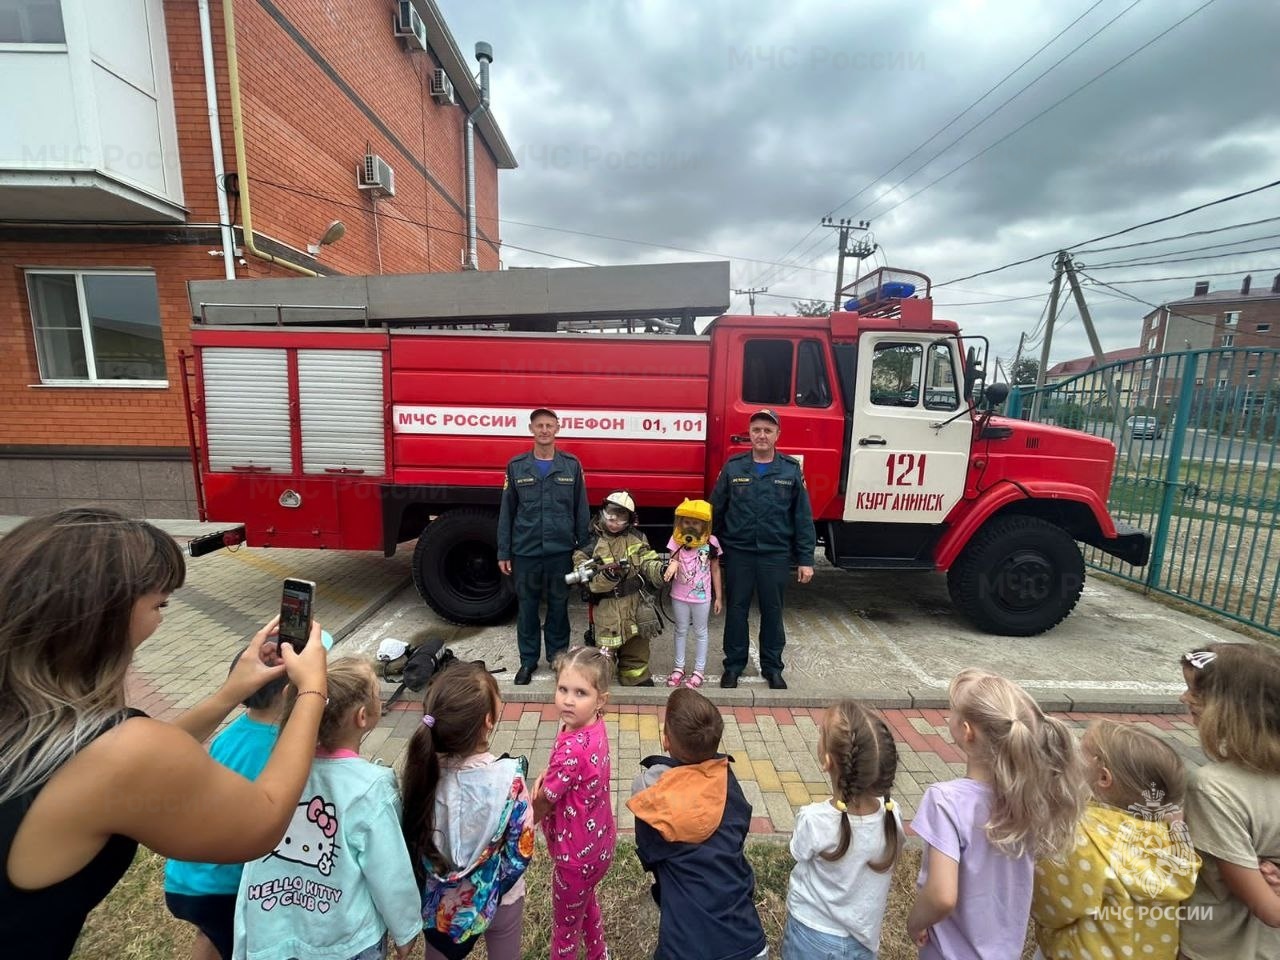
top-left (364, 700), bottom-right (1204, 835)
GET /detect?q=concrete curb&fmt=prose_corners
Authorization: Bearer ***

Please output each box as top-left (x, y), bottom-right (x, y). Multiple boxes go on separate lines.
top-left (328, 576), bottom-right (414, 648)
top-left (488, 683), bottom-right (1186, 714)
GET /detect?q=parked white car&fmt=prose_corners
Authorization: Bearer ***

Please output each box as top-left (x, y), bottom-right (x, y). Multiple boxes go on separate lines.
top-left (1127, 415), bottom-right (1163, 439)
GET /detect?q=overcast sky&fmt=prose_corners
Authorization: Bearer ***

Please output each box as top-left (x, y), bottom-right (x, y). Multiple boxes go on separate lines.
top-left (438, 0), bottom-right (1280, 370)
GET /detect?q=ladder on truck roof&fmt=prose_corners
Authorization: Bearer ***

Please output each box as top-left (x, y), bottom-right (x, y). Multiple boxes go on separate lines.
top-left (187, 261), bottom-right (730, 334)
top-left (838, 267), bottom-right (932, 318)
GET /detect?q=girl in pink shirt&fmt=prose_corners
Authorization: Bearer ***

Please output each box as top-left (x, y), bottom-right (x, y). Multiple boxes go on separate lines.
top-left (533, 646), bottom-right (616, 960)
top-left (663, 499), bottom-right (722, 689)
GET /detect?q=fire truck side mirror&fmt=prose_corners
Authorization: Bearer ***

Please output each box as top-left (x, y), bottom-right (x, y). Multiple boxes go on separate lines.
top-left (984, 383), bottom-right (1010, 408)
top-left (963, 345), bottom-right (984, 401)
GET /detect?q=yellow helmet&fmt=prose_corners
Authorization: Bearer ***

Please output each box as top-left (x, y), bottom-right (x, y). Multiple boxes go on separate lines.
top-left (672, 498), bottom-right (712, 548)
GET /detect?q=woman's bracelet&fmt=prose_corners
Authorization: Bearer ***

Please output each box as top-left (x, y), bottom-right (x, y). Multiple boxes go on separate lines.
top-left (295, 689), bottom-right (329, 705)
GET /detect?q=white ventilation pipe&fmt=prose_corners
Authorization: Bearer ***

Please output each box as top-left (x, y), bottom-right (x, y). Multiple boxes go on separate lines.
top-left (464, 41), bottom-right (492, 271)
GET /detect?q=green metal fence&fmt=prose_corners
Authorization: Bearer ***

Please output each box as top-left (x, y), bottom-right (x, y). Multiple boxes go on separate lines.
top-left (1008, 348), bottom-right (1280, 636)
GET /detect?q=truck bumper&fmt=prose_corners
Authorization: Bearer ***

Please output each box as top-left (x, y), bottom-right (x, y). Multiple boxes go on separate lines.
top-left (187, 525), bottom-right (246, 558)
top-left (1086, 523), bottom-right (1151, 566)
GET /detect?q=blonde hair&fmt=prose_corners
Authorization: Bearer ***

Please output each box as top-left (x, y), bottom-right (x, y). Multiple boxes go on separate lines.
top-left (553, 645), bottom-right (612, 695)
top-left (1183, 643), bottom-right (1280, 773)
top-left (281, 658), bottom-right (377, 750)
top-left (950, 668), bottom-right (1089, 858)
top-left (1083, 719), bottom-right (1186, 810)
top-left (0, 507), bottom-right (185, 804)
top-left (820, 700), bottom-right (900, 871)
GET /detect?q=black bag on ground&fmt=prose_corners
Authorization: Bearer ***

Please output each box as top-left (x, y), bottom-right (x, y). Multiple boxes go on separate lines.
top-left (402, 637), bottom-right (457, 692)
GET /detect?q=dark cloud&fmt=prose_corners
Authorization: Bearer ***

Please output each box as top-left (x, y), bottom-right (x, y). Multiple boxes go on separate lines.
top-left (440, 0), bottom-right (1280, 364)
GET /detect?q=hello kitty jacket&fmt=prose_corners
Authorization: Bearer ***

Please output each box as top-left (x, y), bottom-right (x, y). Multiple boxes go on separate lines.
top-left (233, 753), bottom-right (423, 960)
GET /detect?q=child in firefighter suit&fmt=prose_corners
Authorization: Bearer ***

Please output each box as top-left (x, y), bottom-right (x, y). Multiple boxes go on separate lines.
top-left (571, 491), bottom-right (666, 686)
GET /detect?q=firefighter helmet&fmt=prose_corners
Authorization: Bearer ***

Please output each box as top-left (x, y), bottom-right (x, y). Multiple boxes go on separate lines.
top-left (602, 490), bottom-right (636, 523)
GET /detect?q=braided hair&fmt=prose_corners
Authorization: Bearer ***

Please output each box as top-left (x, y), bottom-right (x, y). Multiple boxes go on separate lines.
top-left (819, 700), bottom-right (901, 871)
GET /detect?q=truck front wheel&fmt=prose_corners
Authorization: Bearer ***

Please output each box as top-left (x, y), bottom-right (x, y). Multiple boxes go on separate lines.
top-left (946, 515), bottom-right (1085, 636)
top-left (412, 509), bottom-right (516, 625)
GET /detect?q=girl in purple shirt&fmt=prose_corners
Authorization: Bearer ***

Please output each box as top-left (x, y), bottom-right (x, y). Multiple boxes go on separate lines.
top-left (534, 647), bottom-right (616, 960)
top-left (906, 669), bottom-right (1089, 959)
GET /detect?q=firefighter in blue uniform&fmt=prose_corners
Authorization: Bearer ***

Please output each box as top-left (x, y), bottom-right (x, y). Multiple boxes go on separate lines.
top-left (497, 408), bottom-right (591, 685)
top-left (710, 408), bottom-right (815, 690)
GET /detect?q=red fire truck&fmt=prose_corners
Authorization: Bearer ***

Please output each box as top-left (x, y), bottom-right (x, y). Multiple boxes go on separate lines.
top-left (184, 264), bottom-right (1148, 636)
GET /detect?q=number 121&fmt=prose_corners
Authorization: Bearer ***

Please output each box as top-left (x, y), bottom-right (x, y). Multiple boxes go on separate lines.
top-left (885, 453), bottom-right (927, 486)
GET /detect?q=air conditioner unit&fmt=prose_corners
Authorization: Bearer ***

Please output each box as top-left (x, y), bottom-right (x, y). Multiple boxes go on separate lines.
top-left (358, 154), bottom-right (395, 197)
top-left (394, 1), bottom-right (427, 52)
top-left (429, 68), bottom-right (453, 104)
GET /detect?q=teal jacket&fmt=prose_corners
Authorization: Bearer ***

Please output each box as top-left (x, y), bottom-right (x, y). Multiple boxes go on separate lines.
top-left (710, 452), bottom-right (816, 566)
top-left (497, 450), bottom-right (590, 560)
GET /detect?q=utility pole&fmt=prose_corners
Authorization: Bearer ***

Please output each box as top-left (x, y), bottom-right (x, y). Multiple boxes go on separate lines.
top-left (1062, 253), bottom-right (1123, 432)
top-left (734, 286), bottom-right (767, 315)
top-left (823, 216), bottom-right (875, 308)
top-left (1031, 252), bottom-right (1066, 420)
top-left (1011, 331), bottom-right (1026, 381)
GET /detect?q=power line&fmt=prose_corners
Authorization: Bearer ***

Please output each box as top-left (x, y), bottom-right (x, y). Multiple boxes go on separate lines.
top-left (1080, 232), bottom-right (1280, 267)
top-left (750, 0), bottom-right (1114, 291)
top-left (488, 215), bottom-right (833, 274)
top-left (1072, 215), bottom-right (1280, 255)
top-left (247, 175), bottom-right (599, 266)
top-left (936, 176), bottom-right (1280, 287)
top-left (1085, 242), bottom-right (1280, 270)
top-left (1085, 266), bottom-right (1280, 285)
top-left (856, 0), bottom-right (1221, 227)
top-left (1079, 269), bottom-right (1280, 342)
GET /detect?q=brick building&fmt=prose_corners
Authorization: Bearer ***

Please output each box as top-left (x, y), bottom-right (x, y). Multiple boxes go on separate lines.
top-left (0, 0), bottom-right (515, 517)
top-left (1139, 274), bottom-right (1280, 406)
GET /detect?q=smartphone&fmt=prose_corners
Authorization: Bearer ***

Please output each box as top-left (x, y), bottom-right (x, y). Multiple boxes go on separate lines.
top-left (278, 578), bottom-right (316, 653)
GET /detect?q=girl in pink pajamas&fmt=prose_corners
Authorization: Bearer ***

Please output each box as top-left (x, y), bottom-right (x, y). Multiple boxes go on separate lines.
top-left (533, 646), bottom-right (616, 960)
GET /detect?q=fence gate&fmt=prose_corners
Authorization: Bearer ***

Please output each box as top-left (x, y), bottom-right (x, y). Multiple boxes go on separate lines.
top-left (1008, 347), bottom-right (1280, 636)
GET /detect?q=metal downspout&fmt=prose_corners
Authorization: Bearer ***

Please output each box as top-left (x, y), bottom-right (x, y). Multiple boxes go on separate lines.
top-left (222, 0), bottom-right (316, 277)
top-left (464, 43), bottom-right (492, 271)
top-left (197, 0), bottom-right (235, 279)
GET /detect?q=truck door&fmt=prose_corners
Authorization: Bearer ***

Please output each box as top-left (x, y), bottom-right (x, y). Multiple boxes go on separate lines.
top-left (844, 335), bottom-right (971, 523)
top-left (713, 330), bottom-right (846, 517)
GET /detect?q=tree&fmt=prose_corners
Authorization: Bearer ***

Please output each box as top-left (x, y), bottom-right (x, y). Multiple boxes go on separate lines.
top-left (1010, 358), bottom-right (1039, 386)
top-left (789, 299), bottom-right (830, 317)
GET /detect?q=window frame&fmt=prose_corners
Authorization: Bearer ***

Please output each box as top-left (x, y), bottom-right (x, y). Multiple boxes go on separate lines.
top-left (869, 340), bottom-right (925, 408)
top-left (0, 0), bottom-right (67, 47)
top-left (25, 268), bottom-right (169, 388)
top-left (1257, 324), bottom-right (1271, 333)
top-left (794, 339), bottom-right (833, 409)
top-left (1224, 311), bottom-right (1240, 326)
top-left (741, 338), bottom-right (794, 407)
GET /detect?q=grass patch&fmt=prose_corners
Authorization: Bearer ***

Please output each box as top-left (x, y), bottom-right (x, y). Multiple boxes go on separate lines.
top-left (73, 842), bottom-right (1038, 960)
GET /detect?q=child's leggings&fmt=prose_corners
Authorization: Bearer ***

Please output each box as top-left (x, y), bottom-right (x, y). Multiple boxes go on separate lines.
top-left (671, 598), bottom-right (711, 673)
top-left (552, 859), bottom-right (610, 960)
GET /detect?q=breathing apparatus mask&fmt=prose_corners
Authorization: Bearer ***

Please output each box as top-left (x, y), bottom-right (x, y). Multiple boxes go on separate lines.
top-left (672, 498), bottom-right (712, 549)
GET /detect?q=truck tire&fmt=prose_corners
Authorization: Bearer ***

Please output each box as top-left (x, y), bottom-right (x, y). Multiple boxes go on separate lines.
top-left (412, 509), bottom-right (515, 625)
top-left (946, 515), bottom-right (1085, 636)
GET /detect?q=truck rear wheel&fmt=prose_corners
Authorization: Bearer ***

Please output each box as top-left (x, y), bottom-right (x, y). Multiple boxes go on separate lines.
top-left (946, 515), bottom-right (1084, 636)
top-left (412, 508), bottom-right (515, 625)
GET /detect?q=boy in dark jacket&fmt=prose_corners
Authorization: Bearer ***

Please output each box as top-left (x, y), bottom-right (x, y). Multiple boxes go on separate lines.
top-left (627, 688), bottom-right (767, 960)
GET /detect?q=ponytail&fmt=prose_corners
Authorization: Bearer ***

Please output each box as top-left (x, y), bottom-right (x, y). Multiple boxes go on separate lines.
top-left (951, 669), bottom-right (1089, 858)
top-left (399, 661), bottom-right (500, 884)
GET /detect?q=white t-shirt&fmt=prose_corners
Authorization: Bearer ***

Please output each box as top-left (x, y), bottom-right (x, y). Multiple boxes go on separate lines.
top-left (786, 798), bottom-right (903, 950)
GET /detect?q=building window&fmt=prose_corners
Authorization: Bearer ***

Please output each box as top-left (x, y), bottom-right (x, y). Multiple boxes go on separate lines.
top-left (1224, 311), bottom-right (1240, 325)
top-left (1140, 377), bottom-right (1151, 390)
top-left (0, 0), bottom-right (65, 43)
top-left (1258, 323), bottom-right (1272, 333)
top-left (26, 270), bottom-right (168, 384)
top-left (1216, 378), bottom-right (1228, 390)
top-left (1247, 368), bottom-right (1259, 379)
top-left (1222, 335), bottom-right (1235, 347)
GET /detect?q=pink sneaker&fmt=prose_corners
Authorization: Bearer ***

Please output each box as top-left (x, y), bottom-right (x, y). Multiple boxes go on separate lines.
top-left (684, 671), bottom-right (705, 689)
top-left (666, 669), bottom-right (685, 687)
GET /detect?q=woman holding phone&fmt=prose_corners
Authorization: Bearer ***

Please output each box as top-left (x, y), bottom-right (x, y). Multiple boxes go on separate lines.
top-left (0, 507), bottom-right (330, 959)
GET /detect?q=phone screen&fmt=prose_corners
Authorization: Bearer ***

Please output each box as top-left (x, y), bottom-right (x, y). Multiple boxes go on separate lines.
top-left (278, 578), bottom-right (316, 652)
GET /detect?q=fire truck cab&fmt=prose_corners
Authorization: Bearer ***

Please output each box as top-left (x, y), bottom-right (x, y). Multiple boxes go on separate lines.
top-left (185, 262), bottom-right (1149, 637)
